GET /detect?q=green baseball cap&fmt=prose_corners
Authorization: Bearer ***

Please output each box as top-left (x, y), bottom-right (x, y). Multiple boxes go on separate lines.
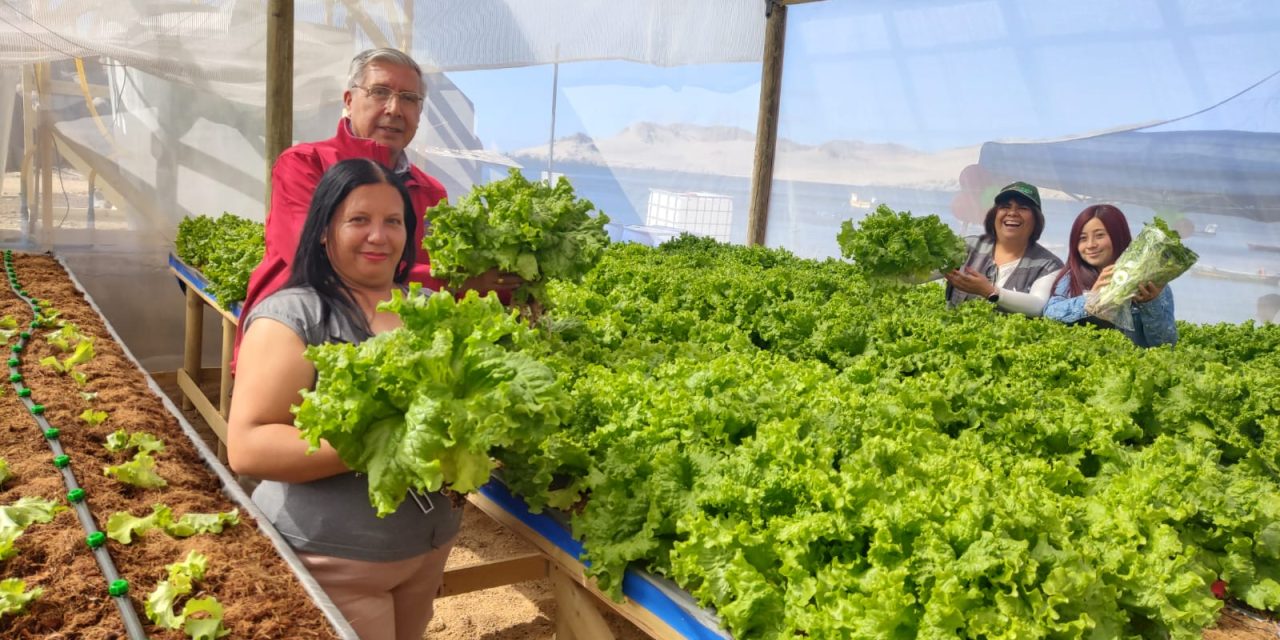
top-left (995, 181), bottom-right (1041, 210)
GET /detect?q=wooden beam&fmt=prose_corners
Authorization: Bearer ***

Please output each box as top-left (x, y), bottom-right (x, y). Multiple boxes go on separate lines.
top-left (182, 285), bottom-right (204, 411)
top-left (20, 65), bottom-right (36, 234)
top-left (37, 63), bottom-right (54, 250)
top-left (747, 1), bottom-right (788, 247)
top-left (46, 79), bottom-right (110, 99)
top-left (218, 317), bottom-right (235, 461)
top-left (176, 368), bottom-right (229, 445)
top-left (338, 0), bottom-right (394, 48)
top-left (266, 0), bottom-right (294, 217)
top-left (467, 492), bottom-right (686, 639)
top-left (551, 565), bottom-right (617, 640)
top-left (51, 126), bottom-right (167, 232)
top-left (439, 554), bottom-right (547, 597)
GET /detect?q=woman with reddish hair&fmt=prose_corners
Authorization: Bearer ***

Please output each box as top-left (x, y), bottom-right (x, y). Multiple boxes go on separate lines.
top-left (1043, 204), bottom-right (1178, 347)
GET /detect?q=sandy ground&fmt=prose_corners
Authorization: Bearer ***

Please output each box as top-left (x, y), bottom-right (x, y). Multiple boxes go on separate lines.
top-left (431, 504), bottom-right (650, 640)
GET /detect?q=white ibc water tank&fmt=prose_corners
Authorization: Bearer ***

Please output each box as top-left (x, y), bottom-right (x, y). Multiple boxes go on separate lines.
top-left (645, 188), bottom-right (733, 241)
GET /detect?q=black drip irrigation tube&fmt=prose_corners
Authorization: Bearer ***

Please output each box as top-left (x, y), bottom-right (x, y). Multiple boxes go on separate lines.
top-left (4, 250), bottom-right (148, 640)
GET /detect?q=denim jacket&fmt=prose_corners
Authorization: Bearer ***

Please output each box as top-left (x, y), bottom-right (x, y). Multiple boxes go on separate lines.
top-left (1043, 272), bottom-right (1178, 347)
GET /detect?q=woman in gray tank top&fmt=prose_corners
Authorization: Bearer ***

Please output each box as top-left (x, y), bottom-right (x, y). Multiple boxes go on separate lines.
top-left (943, 181), bottom-right (1065, 315)
top-left (228, 158), bottom-right (461, 640)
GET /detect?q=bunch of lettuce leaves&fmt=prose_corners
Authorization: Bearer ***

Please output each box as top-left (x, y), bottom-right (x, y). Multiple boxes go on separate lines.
top-left (107, 504), bottom-right (239, 544)
top-left (1, 497), bottom-right (64, 561)
top-left (145, 551), bottom-right (229, 639)
top-left (1088, 217), bottom-right (1199, 330)
top-left (293, 284), bottom-right (571, 516)
top-left (492, 237), bottom-right (1280, 639)
top-left (422, 168), bottom-right (611, 304)
top-left (174, 213), bottom-right (264, 307)
top-left (0, 578), bottom-right (42, 618)
top-left (836, 204), bottom-right (967, 283)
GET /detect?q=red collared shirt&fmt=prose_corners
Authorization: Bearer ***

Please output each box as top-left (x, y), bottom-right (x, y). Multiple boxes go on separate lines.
top-left (233, 118), bottom-right (448, 370)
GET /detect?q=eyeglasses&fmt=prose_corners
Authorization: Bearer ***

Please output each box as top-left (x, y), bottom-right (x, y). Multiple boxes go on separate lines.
top-left (353, 85), bottom-right (424, 109)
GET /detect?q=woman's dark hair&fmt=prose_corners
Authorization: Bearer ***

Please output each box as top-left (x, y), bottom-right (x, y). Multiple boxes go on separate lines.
top-left (1053, 204), bottom-right (1132, 297)
top-left (283, 157), bottom-right (417, 334)
top-left (983, 193), bottom-right (1046, 244)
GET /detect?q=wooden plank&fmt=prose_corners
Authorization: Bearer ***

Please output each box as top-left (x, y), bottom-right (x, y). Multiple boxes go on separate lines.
top-left (467, 492), bottom-right (685, 640)
top-left (182, 285), bottom-right (204, 411)
top-left (46, 79), bottom-right (110, 99)
top-left (439, 553), bottom-right (547, 597)
top-left (176, 369), bottom-right (229, 445)
top-left (37, 63), bottom-right (54, 250)
top-left (266, 0), bottom-right (294, 216)
top-left (50, 125), bottom-right (167, 232)
top-left (552, 565), bottom-right (616, 640)
top-left (217, 318), bottom-right (235, 462)
top-left (747, 1), bottom-right (788, 247)
top-left (338, 0), bottom-right (393, 48)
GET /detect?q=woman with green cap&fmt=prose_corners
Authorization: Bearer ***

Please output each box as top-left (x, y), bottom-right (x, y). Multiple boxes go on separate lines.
top-left (943, 181), bottom-right (1064, 315)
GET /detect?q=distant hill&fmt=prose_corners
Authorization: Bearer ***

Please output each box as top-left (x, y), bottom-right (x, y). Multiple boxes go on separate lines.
top-left (513, 121), bottom-right (977, 189)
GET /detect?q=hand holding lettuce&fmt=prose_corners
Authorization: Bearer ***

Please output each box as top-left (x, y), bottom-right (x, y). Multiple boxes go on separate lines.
top-left (837, 204), bottom-right (967, 283)
top-left (423, 168), bottom-right (611, 308)
top-left (292, 284), bottom-right (570, 516)
top-left (1086, 217), bottom-right (1198, 330)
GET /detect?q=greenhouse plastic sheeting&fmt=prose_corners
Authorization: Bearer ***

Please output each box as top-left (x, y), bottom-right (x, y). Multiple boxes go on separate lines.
top-left (768, 0), bottom-right (1280, 325)
top-left (0, 0), bottom-right (763, 369)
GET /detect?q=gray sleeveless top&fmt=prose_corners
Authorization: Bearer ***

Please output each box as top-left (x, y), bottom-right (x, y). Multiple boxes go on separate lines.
top-left (242, 286), bottom-right (463, 562)
top-left (946, 236), bottom-right (1064, 308)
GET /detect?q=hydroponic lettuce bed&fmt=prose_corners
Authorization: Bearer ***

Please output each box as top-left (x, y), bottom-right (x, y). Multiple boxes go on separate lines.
top-left (0, 252), bottom-right (341, 639)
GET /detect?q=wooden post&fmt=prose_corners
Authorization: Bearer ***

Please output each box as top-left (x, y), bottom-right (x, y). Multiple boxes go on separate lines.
top-left (266, 0), bottom-right (294, 216)
top-left (36, 63), bottom-right (55, 250)
top-left (19, 65), bottom-right (36, 230)
top-left (747, 0), bottom-right (788, 247)
top-left (182, 286), bottom-right (204, 411)
top-left (550, 565), bottom-right (616, 640)
top-left (218, 318), bottom-right (236, 461)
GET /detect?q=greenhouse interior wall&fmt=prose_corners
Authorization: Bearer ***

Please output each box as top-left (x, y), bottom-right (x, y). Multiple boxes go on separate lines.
top-left (0, 0), bottom-right (1278, 372)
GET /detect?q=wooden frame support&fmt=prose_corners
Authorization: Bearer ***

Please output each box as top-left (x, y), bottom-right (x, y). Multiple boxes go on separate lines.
top-left (466, 492), bottom-right (687, 640)
top-left (217, 318), bottom-right (235, 460)
top-left (439, 553), bottom-right (547, 597)
top-left (266, 0), bottom-right (294, 213)
top-left (552, 565), bottom-right (617, 640)
top-left (182, 286), bottom-right (204, 411)
top-left (747, 0), bottom-right (788, 247)
top-left (171, 265), bottom-right (238, 459)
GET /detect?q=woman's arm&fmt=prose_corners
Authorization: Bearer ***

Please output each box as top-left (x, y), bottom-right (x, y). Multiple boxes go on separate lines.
top-left (1133, 285), bottom-right (1178, 347)
top-left (227, 318), bottom-right (349, 482)
top-left (997, 271), bottom-right (1057, 316)
top-left (1042, 274), bottom-right (1091, 324)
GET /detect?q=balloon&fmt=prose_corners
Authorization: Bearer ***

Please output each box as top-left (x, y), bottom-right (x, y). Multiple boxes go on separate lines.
top-left (979, 184), bottom-right (1001, 208)
top-left (958, 164), bottom-right (994, 192)
top-left (951, 191), bottom-right (987, 225)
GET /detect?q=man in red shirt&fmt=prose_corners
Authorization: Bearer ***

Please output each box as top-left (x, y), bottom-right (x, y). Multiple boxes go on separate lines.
top-left (236, 48), bottom-right (517, 368)
top-left (238, 48), bottom-right (445, 339)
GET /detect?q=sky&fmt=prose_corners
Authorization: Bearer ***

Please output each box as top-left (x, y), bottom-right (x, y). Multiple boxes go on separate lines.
top-left (446, 0), bottom-right (1280, 153)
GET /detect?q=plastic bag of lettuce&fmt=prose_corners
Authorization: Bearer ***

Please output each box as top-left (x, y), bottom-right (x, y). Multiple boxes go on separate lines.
top-left (1086, 217), bottom-right (1198, 330)
top-left (423, 168), bottom-right (610, 306)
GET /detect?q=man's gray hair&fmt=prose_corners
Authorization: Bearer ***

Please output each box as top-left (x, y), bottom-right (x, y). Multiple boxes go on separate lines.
top-left (347, 48), bottom-right (425, 93)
